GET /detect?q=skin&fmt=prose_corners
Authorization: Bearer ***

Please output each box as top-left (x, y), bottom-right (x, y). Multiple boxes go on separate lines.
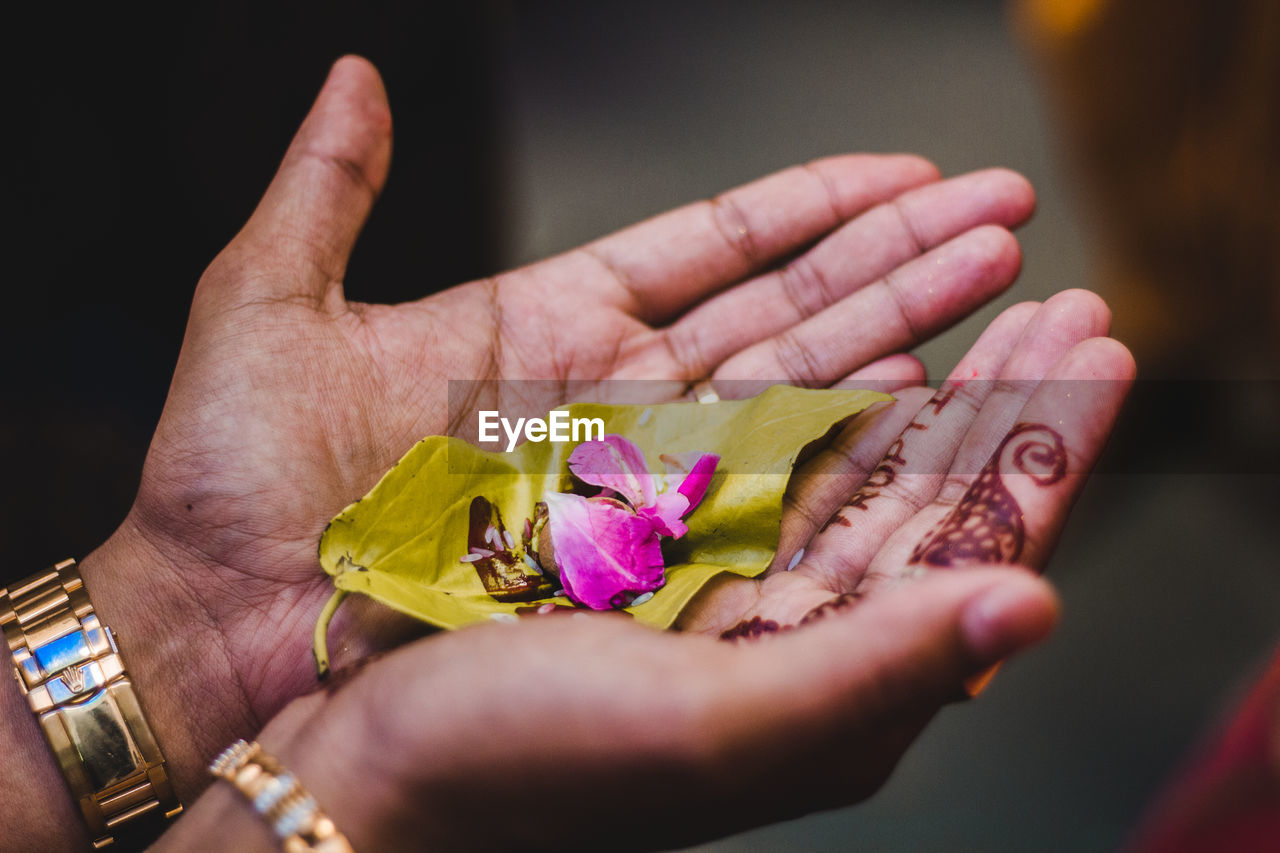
top-left (0, 56), bottom-right (1134, 851)
top-left (151, 567), bottom-right (1061, 853)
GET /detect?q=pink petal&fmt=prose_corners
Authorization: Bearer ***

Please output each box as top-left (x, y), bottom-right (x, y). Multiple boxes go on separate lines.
top-left (659, 452), bottom-right (720, 511)
top-left (639, 493), bottom-right (690, 538)
top-left (569, 435), bottom-right (656, 508)
top-left (543, 491), bottom-right (666, 610)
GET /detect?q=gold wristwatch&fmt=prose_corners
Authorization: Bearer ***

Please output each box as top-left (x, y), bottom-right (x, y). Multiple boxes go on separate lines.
top-left (1, 559), bottom-right (182, 847)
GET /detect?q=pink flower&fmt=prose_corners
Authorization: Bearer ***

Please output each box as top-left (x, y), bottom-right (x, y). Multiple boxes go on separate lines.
top-left (540, 492), bottom-right (666, 610)
top-left (539, 435), bottom-right (719, 610)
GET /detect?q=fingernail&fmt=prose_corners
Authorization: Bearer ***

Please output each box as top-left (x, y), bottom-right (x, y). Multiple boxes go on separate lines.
top-left (961, 580), bottom-right (1056, 664)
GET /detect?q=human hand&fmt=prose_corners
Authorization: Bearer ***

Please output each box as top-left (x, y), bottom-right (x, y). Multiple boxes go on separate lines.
top-left (154, 567), bottom-right (1059, 853)
top-left (677, 289), bottom-right (1135, 641)
top-left (73, 53), bottom-right (1038, 802)
top-left (153, 291), bottom-right (1134, 853)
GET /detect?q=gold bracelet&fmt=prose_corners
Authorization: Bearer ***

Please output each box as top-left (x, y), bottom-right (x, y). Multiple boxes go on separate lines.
top-left (209, 739), bottom-right (354, 853)
top-left (0, 559), bottom-right (182, 847)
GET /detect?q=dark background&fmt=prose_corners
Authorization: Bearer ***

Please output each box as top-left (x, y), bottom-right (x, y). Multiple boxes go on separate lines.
top-left (3, 3), bottom-right (503, 565)
top-left (4, 2), bottom-right (1279, 851)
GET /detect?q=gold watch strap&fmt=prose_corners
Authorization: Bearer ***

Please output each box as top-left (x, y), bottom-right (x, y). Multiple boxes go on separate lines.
top-left (1, 559), bottom-right (182, 848)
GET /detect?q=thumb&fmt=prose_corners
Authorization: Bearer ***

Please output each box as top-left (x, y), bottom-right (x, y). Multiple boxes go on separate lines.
top-left (688, 568), bottom-right (1058, 820)
top-left (226, 55), bottom-right (393, 304)
top-left (727, 567), bottom-right (1059, 742)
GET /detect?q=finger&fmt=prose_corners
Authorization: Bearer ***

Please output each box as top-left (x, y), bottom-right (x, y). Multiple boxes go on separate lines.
top-left (576, 154), bottom-right (943, 324)
top-left (710, 352), bottom-right (927, 402)
top-left (220, 56), bottom-right (393, 304)
top-left (836, 291), bottom-right (1111, 596)
top-left (886, 337), bottom-right (1135, 574)
top-left (711, 225), bottom-right (1023, 386)
top-left (792, 300), bottom-right (1040, 591)
top-left (675, 385), bottom-right (932, 635)
top-left (703, 569), bottom-right (1057, 814)
top-left (768, 387), bottom-right (934, 579)
top-left (943, 288), bottom-right (1112, 480)
top-left (834, 353), bottom-right (927, 389)
top-left (663, 169), bottom-right (1035, 378)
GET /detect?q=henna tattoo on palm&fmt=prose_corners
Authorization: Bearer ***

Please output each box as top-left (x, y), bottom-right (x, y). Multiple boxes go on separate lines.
top-left (909, 423), bottom-right (1066, 567)
top-left (719, 593), bottom-right (862, 641)
top-left (731, 423), bottom-right (1066, 643)
top-left (823, 418), bottom-right (928, 527)
top-left (797, 591), bottom-right (861, 626)
top-left (719, 616), bottom-right (782, 640)
top-left (927, 385), bottom-right (957, 415)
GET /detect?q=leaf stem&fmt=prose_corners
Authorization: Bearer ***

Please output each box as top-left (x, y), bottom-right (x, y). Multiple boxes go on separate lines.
top-left (312, 588), bottom-right (349, 679)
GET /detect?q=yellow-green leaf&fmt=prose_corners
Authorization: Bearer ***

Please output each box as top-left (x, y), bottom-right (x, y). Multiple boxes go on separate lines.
top-left (313, 386), bottom-right (891, 674)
